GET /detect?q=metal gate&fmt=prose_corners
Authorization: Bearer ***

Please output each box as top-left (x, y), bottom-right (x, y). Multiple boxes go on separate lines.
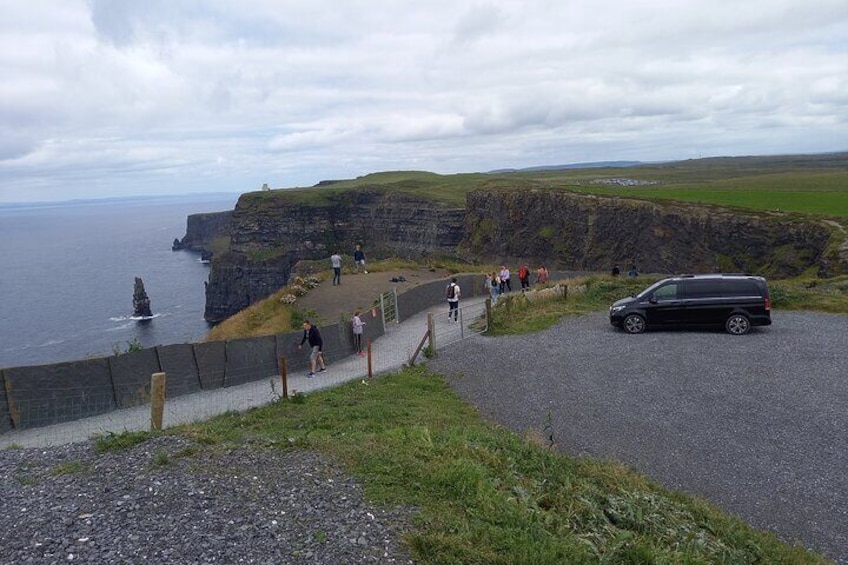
top-left (433, 299), bottom-right (489, 349)
top-left (379, 288), bottom-right (399, 332)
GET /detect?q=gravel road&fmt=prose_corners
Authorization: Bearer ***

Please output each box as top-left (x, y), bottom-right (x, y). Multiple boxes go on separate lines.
top-left (430, 310), bottom-right (848, 563)
top-left (0, 437), bottom-right (414, 564)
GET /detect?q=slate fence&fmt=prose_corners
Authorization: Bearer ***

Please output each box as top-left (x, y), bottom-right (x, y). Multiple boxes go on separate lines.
top-left (0, 274), bottom-right (489, 436)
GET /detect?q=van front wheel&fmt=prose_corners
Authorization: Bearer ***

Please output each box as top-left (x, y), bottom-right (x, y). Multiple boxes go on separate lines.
top-left (726, 314), bottom-right (751, 335)
top-left (623, 314), bottom-right (646, 334)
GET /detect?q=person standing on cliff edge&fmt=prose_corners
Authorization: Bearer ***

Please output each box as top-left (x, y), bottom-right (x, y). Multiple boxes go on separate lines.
top-left (331, 251), bottom-right (342, 285)
top-left (353, 244), bottom-right (367, 273)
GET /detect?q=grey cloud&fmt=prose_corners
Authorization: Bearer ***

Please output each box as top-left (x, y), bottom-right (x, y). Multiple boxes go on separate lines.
top-left (0, 134), bottom-right (38, 162)
top-left (452, 3), bottom-right (504, 44)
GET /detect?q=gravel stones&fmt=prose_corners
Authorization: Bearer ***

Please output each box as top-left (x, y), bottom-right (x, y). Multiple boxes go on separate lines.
top-left (0, 437), bottom-right (414, 564)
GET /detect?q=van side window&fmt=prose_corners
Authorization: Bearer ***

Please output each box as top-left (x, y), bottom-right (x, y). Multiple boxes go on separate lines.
top-left (653, 283), bottom-right (679, 301)
top-left (724, 280), bottom-right (759, 296)
top-left (685, 279), bottom-right (723, 298)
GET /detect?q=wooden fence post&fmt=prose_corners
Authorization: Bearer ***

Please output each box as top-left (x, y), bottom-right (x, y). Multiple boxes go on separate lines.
top-left (366, 339), bottom-right (373, 379)
top-left (150, 372), bottom-right (166, 431)
top-left (485, 298), bottom-right (492, 331)
top-left (279, 357), bottom-right (288, 399)
top-left (427, 312), bottom-right (435, 351)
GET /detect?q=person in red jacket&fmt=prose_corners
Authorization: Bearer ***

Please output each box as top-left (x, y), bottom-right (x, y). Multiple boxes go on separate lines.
top-left (518, 264), bottom-right (531, 290)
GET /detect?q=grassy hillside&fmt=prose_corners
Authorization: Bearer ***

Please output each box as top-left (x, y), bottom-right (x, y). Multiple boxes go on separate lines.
top-left (251, 153), bottom-right (848, 218)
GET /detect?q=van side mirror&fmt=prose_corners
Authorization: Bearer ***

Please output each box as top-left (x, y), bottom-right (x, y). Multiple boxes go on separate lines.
top-left (648, 296), bottom-right (658, 304)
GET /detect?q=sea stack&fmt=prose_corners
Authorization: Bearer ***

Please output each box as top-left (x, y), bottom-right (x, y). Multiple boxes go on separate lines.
top-left (133, 277), bottom-right (153, 318)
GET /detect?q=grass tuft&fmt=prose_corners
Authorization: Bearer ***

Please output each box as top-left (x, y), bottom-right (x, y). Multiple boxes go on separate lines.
top-left (94, 430), bottom-right (157, 453)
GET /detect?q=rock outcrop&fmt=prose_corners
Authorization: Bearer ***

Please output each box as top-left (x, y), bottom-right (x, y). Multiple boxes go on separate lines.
top-left (462, 189), bottom-right (837, 276)
top-left (133, 277), bottom-right (152, 318)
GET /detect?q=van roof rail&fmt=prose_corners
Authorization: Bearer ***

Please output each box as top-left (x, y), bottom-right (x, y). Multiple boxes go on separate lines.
top-left (674, 273), bottom-right (755, 279)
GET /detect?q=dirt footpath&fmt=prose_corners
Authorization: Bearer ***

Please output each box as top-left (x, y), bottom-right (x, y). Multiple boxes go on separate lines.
top-left (296, 267), bottom-right (455, 324)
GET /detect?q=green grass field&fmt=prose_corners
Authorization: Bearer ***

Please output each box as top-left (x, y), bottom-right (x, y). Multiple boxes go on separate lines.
top-left (248, 153), bottom-right (848, 218)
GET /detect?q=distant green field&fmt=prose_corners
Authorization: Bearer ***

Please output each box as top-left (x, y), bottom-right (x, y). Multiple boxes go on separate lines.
top-left (250, 153), bottom-right (848, 218)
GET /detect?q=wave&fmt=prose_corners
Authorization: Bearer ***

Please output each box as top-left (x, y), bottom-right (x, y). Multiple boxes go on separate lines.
top-left (109, 313), bottom-right (163, 322)
top-left (130, 314), bottom-right (160, 321)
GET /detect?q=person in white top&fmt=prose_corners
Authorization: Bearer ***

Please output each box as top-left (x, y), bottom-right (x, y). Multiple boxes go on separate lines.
top-left (352, 310), bottom-right (366, 356)
top-left (330, 252), bottom-right (342, 285)
top-left (499, 266), bottom-right (511, 293)
top-left (446, 277), bottom-right (461, 322)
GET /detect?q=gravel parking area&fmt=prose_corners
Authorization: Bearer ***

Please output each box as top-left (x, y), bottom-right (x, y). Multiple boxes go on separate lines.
top-left (430, 310), bottom-right (848, 564)
top-left (0, 437), bottom-right (414, 564)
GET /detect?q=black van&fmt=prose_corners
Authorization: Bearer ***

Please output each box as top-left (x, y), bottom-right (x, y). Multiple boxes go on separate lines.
top-left (609, 274), bottom-right (772, 335)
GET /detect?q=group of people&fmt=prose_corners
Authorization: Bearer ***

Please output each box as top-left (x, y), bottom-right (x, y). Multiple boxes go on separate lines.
top-left (297, 309), bottom-right (367, 378)
top-left (299, 242), bottom-right (372, 377)
top-left (483, 264), bottom-right (549, 304)
top-left (330, 244), bottom-right (368, 286)
top-left (611, 263), bottom-right (639, 278)
top-left (309, 248), bottom-right (642, 377)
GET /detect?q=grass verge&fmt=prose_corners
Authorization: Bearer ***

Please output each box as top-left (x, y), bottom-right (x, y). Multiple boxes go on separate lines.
top-left (166, 366), bottom-right (826, 564)
top-left (489, 275), bottom-right (848, 336)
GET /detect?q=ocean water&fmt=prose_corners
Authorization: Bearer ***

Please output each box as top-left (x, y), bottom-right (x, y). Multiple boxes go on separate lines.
top-left (0, 194), bottom-right (238, 368)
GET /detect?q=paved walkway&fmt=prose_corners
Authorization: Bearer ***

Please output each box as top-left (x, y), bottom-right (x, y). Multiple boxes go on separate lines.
top-left (0, 296), bottom-right (489, 448)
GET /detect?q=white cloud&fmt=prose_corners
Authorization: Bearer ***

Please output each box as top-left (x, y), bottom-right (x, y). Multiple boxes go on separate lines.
top-left (0, 0), bottom-right (846, 202)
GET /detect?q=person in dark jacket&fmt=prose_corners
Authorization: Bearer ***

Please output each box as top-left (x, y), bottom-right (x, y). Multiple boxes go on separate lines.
top-left (297, 320), bottom-right (326, 377)
top-left (353, 244), bottom-right (368, 273)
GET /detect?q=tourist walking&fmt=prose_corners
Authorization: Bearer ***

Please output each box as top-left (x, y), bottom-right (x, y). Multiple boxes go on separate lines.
top-left (485, 272), bottom-right (500, 305)
top-left (628, 264), bottom-right (639, 278)
top-left (446, 277), bottom-right (461, 322)
top-left (518, 264), bottom-right (531, 290)
top-left (353, 244), bottom-right (368, 273)
top-left (611, 264), bottom-right (621, 277)
top-left (331, 251), bottom-right (342, 285)
top-left (297, 320), bottom-right (327, 377)
top-left (352, 310), bottom-right (366, 356)
top-left (499, 266), bottom-right (512, 293)
top-left (536, 265), bottom-right (549, 285)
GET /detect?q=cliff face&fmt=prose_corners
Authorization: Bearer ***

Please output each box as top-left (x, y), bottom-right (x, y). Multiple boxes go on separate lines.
top-left (175, 210), bottom-right (233, 253)
top-left (462, 189), bottom-right (837, 276)
top-left (204, 190), bottom-right (465, 322)
top-left (203, 251), bottom-right (297, 323)
top-left (198, 187), bottom-right (844, 323)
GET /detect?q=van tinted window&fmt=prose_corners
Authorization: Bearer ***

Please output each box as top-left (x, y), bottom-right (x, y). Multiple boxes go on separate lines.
top-left (684, 279), bottom-right (723, 298)
top-left (653, 283), bottom-right (679, 301)
top-left (724, 279), bottom-right (760, 297)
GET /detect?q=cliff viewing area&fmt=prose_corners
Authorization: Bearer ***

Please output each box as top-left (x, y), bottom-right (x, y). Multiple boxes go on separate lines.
top-left (172, 153), bottom-right (848, 323)
top-left (4, 153), bottom-right (847, 565)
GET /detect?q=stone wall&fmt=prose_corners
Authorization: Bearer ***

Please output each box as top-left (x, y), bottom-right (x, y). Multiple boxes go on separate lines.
top-left (2, 276), bottom-right (473, 435)
top-left (0, 315), bottom-right (384, 433)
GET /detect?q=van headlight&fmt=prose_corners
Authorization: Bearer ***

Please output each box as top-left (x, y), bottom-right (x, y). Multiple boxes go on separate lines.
top-left (610, 305), bottom-right (626, 314)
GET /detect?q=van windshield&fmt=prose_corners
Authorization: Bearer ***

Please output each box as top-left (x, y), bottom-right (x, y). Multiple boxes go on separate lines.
top-left (636, 280), bottom-right (667, 299)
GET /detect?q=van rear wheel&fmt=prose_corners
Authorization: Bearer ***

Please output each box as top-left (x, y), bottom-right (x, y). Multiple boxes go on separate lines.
top-left (726, 314), bottom-right (751, 335)
top-left (623, 314), bottom-right (646, 334)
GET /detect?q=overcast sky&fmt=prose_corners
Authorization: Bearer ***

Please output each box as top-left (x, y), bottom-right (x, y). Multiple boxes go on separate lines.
top-left (1, 0), bottom-right (846, 203)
